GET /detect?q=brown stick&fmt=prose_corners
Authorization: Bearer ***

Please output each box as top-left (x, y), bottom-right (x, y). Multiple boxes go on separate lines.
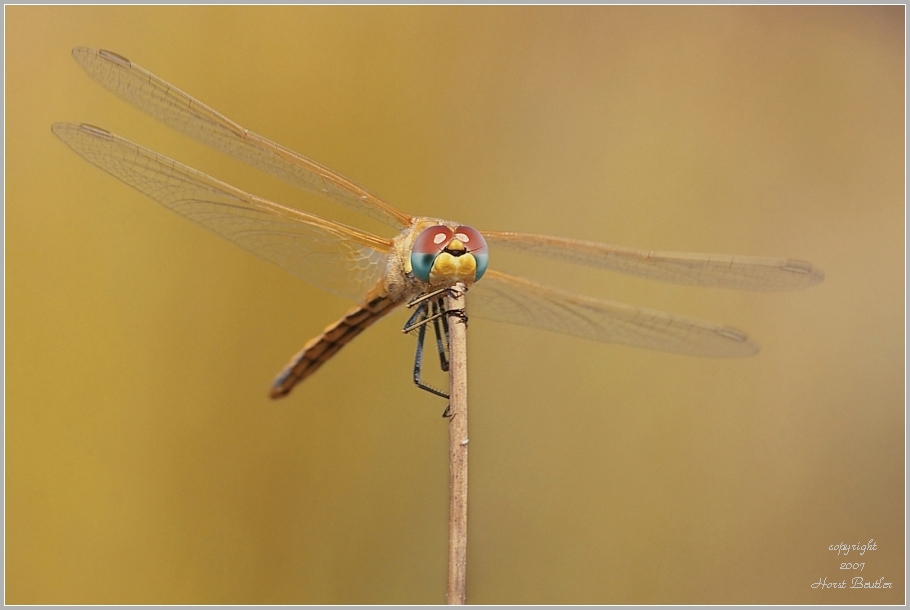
top-left (445, 283), bottom-right (469, 605)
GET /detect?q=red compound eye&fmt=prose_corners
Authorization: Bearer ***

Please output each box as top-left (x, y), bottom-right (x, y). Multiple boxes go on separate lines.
top-left (413, 225), bottom-right (453, 255)
top-left (411, 225), bottom-right (453, 282)
top-left (453, 226), bottom-right (488, 253)
top-left (455, 225), bottom-right (489, 280)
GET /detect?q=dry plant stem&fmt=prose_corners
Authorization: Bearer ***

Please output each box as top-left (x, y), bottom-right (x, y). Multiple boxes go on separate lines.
top-left (445, 283), bottom-right (469, 605)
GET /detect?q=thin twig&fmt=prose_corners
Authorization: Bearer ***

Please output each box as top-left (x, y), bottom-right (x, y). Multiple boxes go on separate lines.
top-left (445, 283), bottom-right (469, 605)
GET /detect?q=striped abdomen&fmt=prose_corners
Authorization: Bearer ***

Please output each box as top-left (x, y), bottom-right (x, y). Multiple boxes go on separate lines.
top-left (269, 291), bottom-right (402, 398)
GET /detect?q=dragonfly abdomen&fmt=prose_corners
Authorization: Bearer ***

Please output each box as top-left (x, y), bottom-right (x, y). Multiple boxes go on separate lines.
top-left (269, 291), bottom-right (401, 398)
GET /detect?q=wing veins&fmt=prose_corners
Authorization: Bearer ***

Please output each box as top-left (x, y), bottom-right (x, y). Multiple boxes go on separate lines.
top-left (482, 230), bottom-right (824, 291)
top-left (73, 46), bottom-right (413, 229)
top-left (470, 269), bottom-right (760, 357)
top-left (52, 122), bottom-right (391, 301)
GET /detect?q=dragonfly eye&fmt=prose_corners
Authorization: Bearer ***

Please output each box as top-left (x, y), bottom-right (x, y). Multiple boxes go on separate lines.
top-left (455, 226), bottom-right (489, 280)
top-left (411, 225), bottom-right (453, 281)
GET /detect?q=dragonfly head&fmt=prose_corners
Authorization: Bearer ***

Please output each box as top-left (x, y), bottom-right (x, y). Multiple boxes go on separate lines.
top-left (410, 225), bottom-right (489, 286)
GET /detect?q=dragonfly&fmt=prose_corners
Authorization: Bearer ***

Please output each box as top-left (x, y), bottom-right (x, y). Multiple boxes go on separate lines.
top-left (53, 47), bottom-right (824, 400)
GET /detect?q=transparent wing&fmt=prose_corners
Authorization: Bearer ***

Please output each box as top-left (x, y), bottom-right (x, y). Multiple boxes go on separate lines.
top-left (469, 269), bottom-right (760, 357)
top-left (71, 46), bottom-right (413, 229)
top-left (52, 123), bottom-right (392, 302)
top-left (482, 231), bottom-right (824, 291)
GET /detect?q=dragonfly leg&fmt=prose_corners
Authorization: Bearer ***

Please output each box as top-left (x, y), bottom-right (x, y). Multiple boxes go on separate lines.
top-left (404, 289), bottom-right (469, 418)
top-left (406, 286), bottom-right (452, 309)
top-left (403, 301), bottom-right (427, 334)
top-left (430, 298), bottom-right (450, 372)
top-left (402, 297), bottom-right (447, 334)
top-left (404, 287), bottom-right (468, 334)
top-left (405, 301), bottom-right (451, 410)
top-left (445, 305), bottom-right (468, 328)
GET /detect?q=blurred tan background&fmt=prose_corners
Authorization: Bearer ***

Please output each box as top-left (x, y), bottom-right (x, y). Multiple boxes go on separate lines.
top-left (6, 5), bottom-right (903, 604)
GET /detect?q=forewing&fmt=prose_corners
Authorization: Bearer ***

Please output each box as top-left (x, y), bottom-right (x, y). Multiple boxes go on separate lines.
top-left (53, 122), bottom-right (391, 302)
top-left (469, 270), bottom-right (760, 357)
top-left (71, 46), bottom-right (413, 229)
top-left (482, 231), bottom-right (824, 291)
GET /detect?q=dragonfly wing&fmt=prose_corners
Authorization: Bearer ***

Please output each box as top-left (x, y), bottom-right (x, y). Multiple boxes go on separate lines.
top-left (71, 46), bottom-right (413, 229)
top-left (53, 123), bottom-right (392, 302)
top-left (469, 269), bottom-right (760, 357)
top-left (482, 231), bottom-right (824, 291)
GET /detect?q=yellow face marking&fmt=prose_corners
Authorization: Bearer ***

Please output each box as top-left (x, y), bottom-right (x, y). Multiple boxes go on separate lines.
top-left (429, 251), bottom-right (478, 286)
